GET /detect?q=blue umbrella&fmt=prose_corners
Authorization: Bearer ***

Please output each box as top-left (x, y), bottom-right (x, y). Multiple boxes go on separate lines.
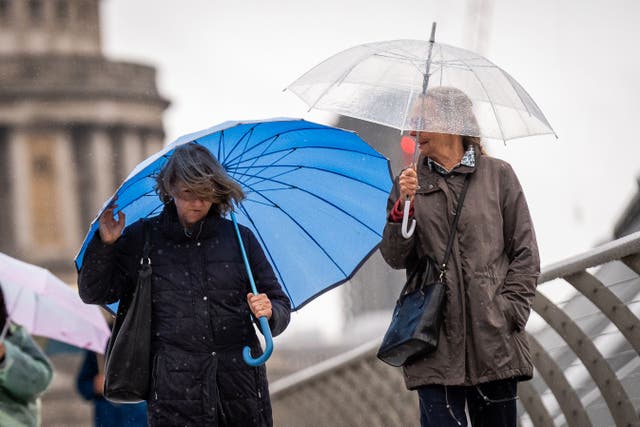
top-left (75, 118), bottom-right (392, 365)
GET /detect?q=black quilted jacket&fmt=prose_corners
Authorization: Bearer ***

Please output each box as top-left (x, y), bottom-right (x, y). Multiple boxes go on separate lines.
top-left (78, 202), bottom-right (291, 426)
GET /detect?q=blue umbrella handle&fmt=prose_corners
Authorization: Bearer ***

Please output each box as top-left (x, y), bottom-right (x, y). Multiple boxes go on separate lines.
top-left (230, 211), bottom-right (274, 367)
top-left (401, 197), bottom-right (416, 238)
top-left (243, 317), bottom-right (273, 366)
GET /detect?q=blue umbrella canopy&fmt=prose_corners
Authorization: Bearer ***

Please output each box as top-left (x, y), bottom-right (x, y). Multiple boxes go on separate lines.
top-left (75, 118), bottom-right (392, 311)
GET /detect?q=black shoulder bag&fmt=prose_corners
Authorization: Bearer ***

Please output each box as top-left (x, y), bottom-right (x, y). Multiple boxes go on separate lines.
top-left (103, 220), bottom-right (153, 403)
top-left (377, 174), bottom-right (471, 367)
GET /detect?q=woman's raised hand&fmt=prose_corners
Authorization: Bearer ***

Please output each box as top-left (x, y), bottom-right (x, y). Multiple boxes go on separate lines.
top-left (98, 198), bottom-right (126, 245)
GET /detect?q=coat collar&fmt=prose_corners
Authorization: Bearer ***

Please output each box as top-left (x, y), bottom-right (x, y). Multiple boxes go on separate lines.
top-left (427, 144), bottom-right (476, 174)
top-left (159, 201), bottom-right (224, 243)
top-left (417, 145), bottom-right (479, 194)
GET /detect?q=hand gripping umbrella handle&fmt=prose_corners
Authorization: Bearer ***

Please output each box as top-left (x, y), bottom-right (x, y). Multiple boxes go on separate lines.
top-left (401, 197), bottom-right (416, 238)
top-left (230, 212), bottom-right (274, 367)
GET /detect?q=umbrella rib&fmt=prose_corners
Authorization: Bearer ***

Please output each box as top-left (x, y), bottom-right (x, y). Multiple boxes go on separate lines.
top-left (229, 149), bottom-right (297, 190)
top-left (239, 183), bottom-right (350, 278)
top-left (240, 173), bottom-right (383, 237)
top-left (105, 191), bottom-right (162, 216)
top-left (497, 68), bottom-right (556, 136)
top-left (221, 126), bottom-right (259, 174)
top-left (233, 134), bottom-right (287, 185)
top-left (306, 55), bottom-right (375, 111)
top-left (231, 164), bottom-right (390, 193)
top-left (222, 125), bottom-right (332, 166)
top-left (496, 71), bottom-right (533, 139)
top-left (373, 52), bottom-right (426, 76)
top-left (291, 241), bottom-right (382, 310)
top-left (116, 153), bottom-right (172, 195)
top-left (234, 203), bottom-right (294, 304)
top-left (437, 43), bottom-right (444, 86)
top-left (224, 144), bottom-right (385, 170)
top-left (498, 69), bottom-right (534, 118)
top-left (444, 48), bottom-right (507, 142)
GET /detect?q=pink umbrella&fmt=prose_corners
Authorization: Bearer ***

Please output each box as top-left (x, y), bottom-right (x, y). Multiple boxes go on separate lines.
top-left (0, 252), bottom-right (111, 354)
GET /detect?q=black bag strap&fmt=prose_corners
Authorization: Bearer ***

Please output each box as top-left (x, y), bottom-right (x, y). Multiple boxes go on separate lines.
top-left (140, 220), bottom-right (152, 266)
top-left (439, 174), bottom-right (471, 280)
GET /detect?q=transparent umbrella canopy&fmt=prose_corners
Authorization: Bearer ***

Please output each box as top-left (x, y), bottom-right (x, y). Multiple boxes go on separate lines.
top-left (288, 23), bottom-right (556, 238)
top-left (287, 25), bottom-right (556, 142)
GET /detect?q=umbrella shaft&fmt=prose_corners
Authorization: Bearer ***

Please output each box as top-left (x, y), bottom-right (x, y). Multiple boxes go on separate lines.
top-left (422, 22), bottom-right (437, 94)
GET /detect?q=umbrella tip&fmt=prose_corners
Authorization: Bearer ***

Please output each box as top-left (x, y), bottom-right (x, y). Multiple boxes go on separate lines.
top-left (430, 22), bottom-right (437, 43)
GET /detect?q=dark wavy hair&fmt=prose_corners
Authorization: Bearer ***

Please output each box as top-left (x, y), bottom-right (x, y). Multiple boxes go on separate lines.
top-left (155, 143), bottom-right (245, 215)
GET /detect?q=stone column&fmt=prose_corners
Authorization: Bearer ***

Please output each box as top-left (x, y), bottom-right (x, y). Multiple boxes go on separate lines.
top-left (53, 128), bottom-right (82, 255)
top-left (0, 127), bottom-right (14, 254)
top-left (121, 128), bottom-right (145, 180)
top-left (12, 127), bottom-right (82, 260)
top-left (144, 131), bottom-right (165, 158)
top-left (7, 128), bottom-right (31, 255)
top-left (90, 128), bottom-right (115, 212)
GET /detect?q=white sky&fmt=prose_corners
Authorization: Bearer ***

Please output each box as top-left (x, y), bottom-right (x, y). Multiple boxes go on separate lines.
top-left (101, 0), bottom-right (640, 339)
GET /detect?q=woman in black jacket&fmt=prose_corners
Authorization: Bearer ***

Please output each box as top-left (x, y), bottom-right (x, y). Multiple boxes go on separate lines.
top-left (78, 143), bottom-right (291, 426)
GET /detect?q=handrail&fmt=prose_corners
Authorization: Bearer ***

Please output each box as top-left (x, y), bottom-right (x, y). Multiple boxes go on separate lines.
top-left (270, 231), bottom-right (640, 426)
top-left (539, 230), bottom-right (640, 283)
top-left (271, 339), bottom-right (380, 395)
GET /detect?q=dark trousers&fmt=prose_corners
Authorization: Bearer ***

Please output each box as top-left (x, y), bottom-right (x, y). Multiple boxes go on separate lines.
top-left (417, 379), bottom-right (518, 427)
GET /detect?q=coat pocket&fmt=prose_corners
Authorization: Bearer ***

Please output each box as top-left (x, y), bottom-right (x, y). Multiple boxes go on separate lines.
top-left (151, 350), bottom-right (218, 414)
top-left (496, 293), bottom-right (517, 333)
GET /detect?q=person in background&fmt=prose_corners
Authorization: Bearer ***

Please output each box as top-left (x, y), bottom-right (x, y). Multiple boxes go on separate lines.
top-left (76, 314), bottom-right (147, 427)
top-left (0, 284), bottom-right (54, 427)
top-left (380, 87), bottom-right (540, 427)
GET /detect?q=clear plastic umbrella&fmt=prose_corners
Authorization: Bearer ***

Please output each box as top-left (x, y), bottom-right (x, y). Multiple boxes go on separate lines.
top-left (287, 23), bottom-right (556, 237)
top-left (288, 24), bottom-right (555, 141)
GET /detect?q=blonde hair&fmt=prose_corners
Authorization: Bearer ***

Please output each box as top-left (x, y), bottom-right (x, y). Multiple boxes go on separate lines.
top-left (155, 143), bottom-right (245, 215)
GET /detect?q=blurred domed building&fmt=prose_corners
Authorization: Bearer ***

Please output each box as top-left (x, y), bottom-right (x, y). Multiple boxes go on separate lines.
top-left (0, 1), bottom-right (168, 424)
top-left (0, 0), bottom-right (168, 278)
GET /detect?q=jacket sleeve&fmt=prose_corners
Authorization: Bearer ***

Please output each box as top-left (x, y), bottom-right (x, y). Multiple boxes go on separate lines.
top-left (0, 326), bottom-right (53, 402)
top-left (498, 163), bottom-right (540, 332)
top-left (78, 222), bottom-right (143, 305)
top-left (244, 228), bottom-right (291, 337)
top-left (379, 175), bottom-right (416, 269)
top-left (75, 350), bottom-right (98, 401)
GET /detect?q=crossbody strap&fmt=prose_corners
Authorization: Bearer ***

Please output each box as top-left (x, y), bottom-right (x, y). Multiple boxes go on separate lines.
top-left (439, 173), bottom-right (471, 280)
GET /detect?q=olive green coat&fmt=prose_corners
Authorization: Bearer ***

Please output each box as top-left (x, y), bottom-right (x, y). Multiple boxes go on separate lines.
top-left (380, 150), bottom-right (539, 388)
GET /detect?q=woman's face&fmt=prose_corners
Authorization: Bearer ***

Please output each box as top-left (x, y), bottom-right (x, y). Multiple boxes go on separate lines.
top-left (171, 181), bottom-right (213, 227)
top-left (410, 130), bottom-right (459, 159)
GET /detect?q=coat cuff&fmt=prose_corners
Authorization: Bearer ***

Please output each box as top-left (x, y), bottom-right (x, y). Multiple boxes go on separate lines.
top-left (389, 198), bottom-right (414, 222)
top-left (86, 231), bottom-right (118, 255)
top-left (268, 302), bottom-right (290, 337)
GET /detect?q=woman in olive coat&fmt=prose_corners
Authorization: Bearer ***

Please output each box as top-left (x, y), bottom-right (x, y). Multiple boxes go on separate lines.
top-left (380, 87), bottom-right (540, 427)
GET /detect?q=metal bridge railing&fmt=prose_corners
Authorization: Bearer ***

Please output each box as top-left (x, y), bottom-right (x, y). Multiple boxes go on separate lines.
top-left (270, 231), bottom-right (640, 427)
